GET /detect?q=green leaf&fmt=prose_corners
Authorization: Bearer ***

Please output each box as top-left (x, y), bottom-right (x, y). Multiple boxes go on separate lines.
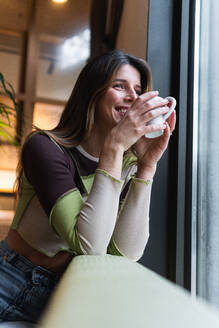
top-left (0, 72), bottom-right (19, 146)
top-left (0, 129), bottom-right (13, 141)
top-left (0, 72), bottom-right (18, 111)
top-left (0, 102), bottom-right (17, 111)
top-left (0, 121), bottom-right (9, 127)
top-left (0, 110), bottom-right (13, 125)
top-left (0, 129), bottom-right (17, 145)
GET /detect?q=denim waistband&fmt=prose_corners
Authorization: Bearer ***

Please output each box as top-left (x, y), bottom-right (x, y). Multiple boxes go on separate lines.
top-left (0, 240), bottom-right (60, 283)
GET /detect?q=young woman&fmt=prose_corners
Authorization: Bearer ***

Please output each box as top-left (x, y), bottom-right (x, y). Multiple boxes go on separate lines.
top-left (0, 50), bottom-right (176, 323)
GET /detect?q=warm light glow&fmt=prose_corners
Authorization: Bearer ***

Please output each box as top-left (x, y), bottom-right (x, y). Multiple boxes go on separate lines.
top-left (33, 103), bottom-right (64, 130)
top-left (0, 170), bottom-right (16, 193)
top-left (52, 0), bottom-right (68, 3)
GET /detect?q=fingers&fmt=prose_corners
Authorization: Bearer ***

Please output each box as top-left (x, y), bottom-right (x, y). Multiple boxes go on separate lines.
top-left (143, 122), bottom-right (166, 136)
top-left (123, 91), bottom-right (176, 145)
top-left (131, 91), bottom-right (169, 116)
top-left (163, 112), bottom-right (176, 141)
top-left (144, 96), bottom-right (169, 111)
top-left (166, 110), bottom-right (176, 132)
top-left (157, 122), bottom-right (170, 150)
top-left (141, 105), bottom-right (170, 123)
top-left (139, 90), bottom-right (159, 102)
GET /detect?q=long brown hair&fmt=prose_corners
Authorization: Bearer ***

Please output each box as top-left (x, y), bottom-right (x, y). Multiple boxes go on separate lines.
top-left (15, 50), bottom-right (152, 193)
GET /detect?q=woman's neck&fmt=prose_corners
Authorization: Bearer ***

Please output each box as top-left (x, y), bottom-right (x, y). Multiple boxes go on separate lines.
top-left (80, 126), bottom-right (107, 158)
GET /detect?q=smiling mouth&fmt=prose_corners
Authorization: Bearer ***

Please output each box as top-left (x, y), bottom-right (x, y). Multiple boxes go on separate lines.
top-left (115, 107), bottom-right (129, 115)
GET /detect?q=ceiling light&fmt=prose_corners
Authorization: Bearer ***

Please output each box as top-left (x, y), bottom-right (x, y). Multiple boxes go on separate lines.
top-left (52, 0), bottom-right (68, 4)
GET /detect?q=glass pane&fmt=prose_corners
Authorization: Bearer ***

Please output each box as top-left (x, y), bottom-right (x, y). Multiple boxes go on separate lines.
top-left (0, 145), bottom-right (18, 171)
top-left (36, 0), bottom-right (91, 101)
top-left (36, 42), bottom-right (87, 101)
top-left (33, 102), bottom-right (64, 130)
top-left (196, 0), bottom-right (219, 308)
top-left (0, 33), bottom-right (22, 93)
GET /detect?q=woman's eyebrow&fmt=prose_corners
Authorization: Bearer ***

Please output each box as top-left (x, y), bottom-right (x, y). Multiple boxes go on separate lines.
top-left (113, 78), bottom-right (142, 89)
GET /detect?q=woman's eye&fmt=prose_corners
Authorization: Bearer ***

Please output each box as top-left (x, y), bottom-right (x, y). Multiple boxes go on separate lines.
top-left (113, 83), bottom-right (124, 89)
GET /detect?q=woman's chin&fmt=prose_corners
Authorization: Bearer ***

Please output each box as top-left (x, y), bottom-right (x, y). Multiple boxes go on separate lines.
top-left (113, 111), bottom-right (124, 122)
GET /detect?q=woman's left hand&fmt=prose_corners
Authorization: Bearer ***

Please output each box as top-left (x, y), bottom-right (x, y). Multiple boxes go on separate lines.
top-left (133, 110), bottom-right (176, 178)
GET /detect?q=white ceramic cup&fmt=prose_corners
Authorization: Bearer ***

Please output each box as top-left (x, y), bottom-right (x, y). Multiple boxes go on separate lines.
top-left (145, 96), bottom-right (176, 139)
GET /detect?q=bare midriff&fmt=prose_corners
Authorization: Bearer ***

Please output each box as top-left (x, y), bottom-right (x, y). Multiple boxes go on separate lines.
top-left (5, 230), bottom-right (73, 274)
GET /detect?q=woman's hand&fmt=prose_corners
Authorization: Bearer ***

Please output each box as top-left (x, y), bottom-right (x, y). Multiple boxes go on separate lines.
top-left (109, 91), bottom-right (170, 152)
top-left (100, 90), bottom-right (176, 180)
top-left (134, 109), bottom-right (176, 179)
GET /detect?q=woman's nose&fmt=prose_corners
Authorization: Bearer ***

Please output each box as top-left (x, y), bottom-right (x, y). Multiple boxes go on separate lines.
top-left (124, 89), bottom-right (138, 102)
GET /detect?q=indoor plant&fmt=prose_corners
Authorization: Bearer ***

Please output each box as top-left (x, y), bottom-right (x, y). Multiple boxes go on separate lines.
top-left (0, 72), bottom-right (18, 145)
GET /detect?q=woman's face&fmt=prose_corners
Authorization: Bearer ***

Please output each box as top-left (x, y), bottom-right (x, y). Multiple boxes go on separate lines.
top-left (94, 64), bottom-right (142, 133)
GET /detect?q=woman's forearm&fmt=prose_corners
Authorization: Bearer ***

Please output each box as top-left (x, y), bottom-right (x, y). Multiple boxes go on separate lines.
top-left (76, 170), bottom-right (123, 255)
top-left (75, 139), bottom-right (125, 254)
top-left (113, 178), bottom-right (152, 261)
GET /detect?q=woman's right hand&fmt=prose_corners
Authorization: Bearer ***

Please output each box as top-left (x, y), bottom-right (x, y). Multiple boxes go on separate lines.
top-left (109, 90), bottom-right (170, 152)
top-left (98, 91), bottom-right (170, 179)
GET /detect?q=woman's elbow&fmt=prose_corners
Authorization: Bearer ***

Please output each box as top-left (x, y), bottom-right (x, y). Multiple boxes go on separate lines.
top-left (79, 238), bottom-right (108, 256)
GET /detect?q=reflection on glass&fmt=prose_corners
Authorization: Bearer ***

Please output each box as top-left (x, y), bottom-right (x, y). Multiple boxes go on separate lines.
top-left (33, 102), bottom-right (64, 130)
top-left (36, 52), bottom-right (85, 101)
top-left (36, 29), bottom-right (90, 101)
top-left (35, 0), bottom-right (91, 101)
top-left (60, 29), bottom-right (90, 68)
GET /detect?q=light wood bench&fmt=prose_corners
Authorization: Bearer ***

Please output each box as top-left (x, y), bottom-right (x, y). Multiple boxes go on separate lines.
top-left (39, 255), bottom-right (219, 328)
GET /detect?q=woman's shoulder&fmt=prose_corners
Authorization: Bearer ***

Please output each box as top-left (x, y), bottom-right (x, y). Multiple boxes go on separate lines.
top-left (22, 132), bottom-right (68, 168)
top-left (24, 131), bottom-right (54, 146)
top-left (23, 132), bottom-right (63, 154)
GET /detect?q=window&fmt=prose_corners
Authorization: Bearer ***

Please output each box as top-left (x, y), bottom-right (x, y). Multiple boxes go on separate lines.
top-left (196, 0), bottom-right (219, 307)
top-left (0, 0), bottom-right (91, 235)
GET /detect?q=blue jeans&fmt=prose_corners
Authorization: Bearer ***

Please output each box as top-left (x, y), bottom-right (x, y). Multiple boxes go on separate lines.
top-left (0, 240), bottom-right (61, 323)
